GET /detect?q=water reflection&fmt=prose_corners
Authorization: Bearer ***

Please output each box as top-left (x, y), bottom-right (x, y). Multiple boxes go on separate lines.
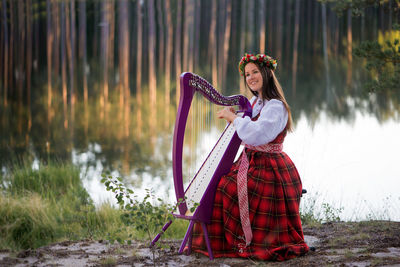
top-left (1, 0), bottom-right (399, 221)
top-left (67, 104), bottom-right (400, 221)
top-left (288, 109), bottom-right (400, 221)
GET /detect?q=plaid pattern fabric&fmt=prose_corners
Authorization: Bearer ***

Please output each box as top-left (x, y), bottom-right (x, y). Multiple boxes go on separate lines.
top-left (191, 130), bottom-right (309, 261)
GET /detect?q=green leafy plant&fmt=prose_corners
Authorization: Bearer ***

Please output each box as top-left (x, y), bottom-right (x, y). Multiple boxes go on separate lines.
top-left (355, 46), bottom-right (400, 91)
top-left (101, 173), bottom-right (176, 265)
top-left (101, 173), bottom-right (201, 265)
top-left (322, 203), bottom-right (343, 223)
top-left (318, 0), bottom-right (400, 17)
top-left (319, 0), bottom-right (400, 93)
top-left (101, 174), bottom-right (175, 240)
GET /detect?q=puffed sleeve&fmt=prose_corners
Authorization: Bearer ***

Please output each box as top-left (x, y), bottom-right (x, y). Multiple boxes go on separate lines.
top-left (232, 99), bottom-right (288, 146)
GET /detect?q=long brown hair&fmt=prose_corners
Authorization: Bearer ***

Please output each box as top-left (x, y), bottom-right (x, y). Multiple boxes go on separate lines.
top-left (243, 63), bottom-right (293, 132)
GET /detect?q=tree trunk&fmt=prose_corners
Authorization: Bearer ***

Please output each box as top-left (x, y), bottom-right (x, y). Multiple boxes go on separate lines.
top-left (147, 0), bottom-right (157, 146)
top-left (361, 12), bottom-right (365, 42)
top-left (2, 0), bottom-right (8, 107)
top-left (183, 0), bottom-right (194, 72)
top-left (70, 0), bottom-right (76, 114)
top-left (379, 3), bottom-right (384, 31)
top-left (33, 0), bottom-right (39, 72)
top-left (388, 0), bottom-right (392, 30)
top-left (118, 0), bottom-right (130, 137)
top-left (321, 3), bottom-right (330, 98)
top-left (107, 1), bottom-right (114, 74)
top-left (306, 0), bottom-right (312, 56)
top-left (259, 0), bottom-right (266, 54)
top-left (147, 0), bottom-right (157, 107)
top-left (334, 13), bottom-right (339, 56)
top-left (136, 0), bottom-right (143, 138)
top-left (47, 0), bottom-right (53, 114)
top-left (16, 0), bottom-right (25, 133)
top-left (136, 0), bottom-right (142, 100)
top-left (78, 0), bottom-right (88, 107)
top-left (8, 0), bottom-right (14, 97)
top-left (217, 0), bottom-right (224, 70)
top-left (313, 0), bottom-right (320, 52)
top-left (247, 0), bottom-right (254, 51)
top-left (100, 1), bottom-right (109, 120)
top-left (17, 0), bottom-right (25, 133)
top-left (78, 0), bottom-right (88, 135)
top-left (268, 0), bottom-right (273, 52)
top-left (157, 0), bottom-right (165, 72)
top-left (17, 0), bottom-right (25, 105)
top-left (175, 0), bottom-right (182, 105)
top-left (239, 0), bottom-right (246, 94)
top-left (193, 0), bottom-right (201, 72)
top-left (209, 0), bottom-right (218, 87)
top-left (0, 8), bottom-right (3, 100)
top-left (276, 0), bottom-right (283, 60)
top-left (284, 0), bottom-right (292, 67)
top-left (292, 0), bottom-right (300, 94)
top-left (346, 9), bottom-right (352, 88)
top-left (221, 0), bottom-right (232, 91)
top-left (92, 2), bottom-right (98, 57)
top-left (328, 8), bottom-right (333, 55)
top-left (188, 0), bottom-right (195, 73)
top-left (164, 0), bottom-right (173, 128)
top-left (65, 3), bottom-right (72, 96)
top-left (53, 2), bottom-right (60, 77)
top-left (26, 0), bottom-right (33, 131)
top-left (61, 1), bottom-right (68, 128)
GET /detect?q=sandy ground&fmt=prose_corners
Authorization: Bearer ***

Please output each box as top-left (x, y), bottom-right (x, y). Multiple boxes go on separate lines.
top-left (1, 221), bottom-right (400, 267)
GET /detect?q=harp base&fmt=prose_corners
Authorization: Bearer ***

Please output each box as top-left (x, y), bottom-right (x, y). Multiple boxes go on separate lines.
top-left (178, 220), bottom-right (214, 260)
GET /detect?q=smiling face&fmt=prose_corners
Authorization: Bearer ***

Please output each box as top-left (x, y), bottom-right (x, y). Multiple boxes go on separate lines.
top-left (244, 63), bottom-right (263, 97)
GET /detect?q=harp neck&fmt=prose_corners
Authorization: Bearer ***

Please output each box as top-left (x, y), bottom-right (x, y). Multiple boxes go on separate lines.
top-left (173, 72), bottom-right (251, 215)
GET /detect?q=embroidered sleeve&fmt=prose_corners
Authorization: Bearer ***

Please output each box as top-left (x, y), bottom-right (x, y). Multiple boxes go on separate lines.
top-left (233, 99), bottom-right (288, 146)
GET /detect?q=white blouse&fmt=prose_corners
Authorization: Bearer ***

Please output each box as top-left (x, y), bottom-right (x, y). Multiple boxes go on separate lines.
top-left (233, 96), bottom-right (288, 146)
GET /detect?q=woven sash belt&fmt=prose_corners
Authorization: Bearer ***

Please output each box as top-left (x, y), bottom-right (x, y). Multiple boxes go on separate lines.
top-left (237, 142), bottom-right (283, 246)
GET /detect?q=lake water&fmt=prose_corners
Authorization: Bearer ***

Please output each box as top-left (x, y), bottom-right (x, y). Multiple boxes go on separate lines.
top-left (73, 104), bottom-right (400, 222)
top-left (1, 0), bottom-right (399, 221)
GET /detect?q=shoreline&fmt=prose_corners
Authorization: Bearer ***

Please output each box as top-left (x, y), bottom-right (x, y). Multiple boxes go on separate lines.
top-left (1, 221), bottom-right (399, 266)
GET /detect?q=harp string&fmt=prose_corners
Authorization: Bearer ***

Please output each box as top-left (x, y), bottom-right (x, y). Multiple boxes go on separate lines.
top-left (182, 92), bottom-right (223, 188)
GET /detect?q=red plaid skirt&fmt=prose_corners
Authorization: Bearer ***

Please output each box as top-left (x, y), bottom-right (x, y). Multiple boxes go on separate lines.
top-left (191, 133), bottom-right (309, 260)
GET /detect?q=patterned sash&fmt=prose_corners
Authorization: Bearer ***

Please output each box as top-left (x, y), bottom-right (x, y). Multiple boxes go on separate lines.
top-left (237, 142), bottom-right (283, 246)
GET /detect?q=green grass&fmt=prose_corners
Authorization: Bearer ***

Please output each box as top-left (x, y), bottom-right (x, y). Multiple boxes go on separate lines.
top-left (299, 191), bottom-right (344, 226)
top-left (0, 161), bottom-right (187, 251)
top-left (1, 159), bottom-right (365, 252)
top-left (0, 161), bottom-right (113, 250)
top-left (0, 193), bottom-right (56, 250)
top-left (5, 163), bottom-right (89, 202)
top-left (98, 256), bottom-right (117, 266)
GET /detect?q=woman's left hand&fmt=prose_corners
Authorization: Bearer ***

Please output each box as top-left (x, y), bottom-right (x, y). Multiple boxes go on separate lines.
top-left (217, 107), bottom-right (237, 123)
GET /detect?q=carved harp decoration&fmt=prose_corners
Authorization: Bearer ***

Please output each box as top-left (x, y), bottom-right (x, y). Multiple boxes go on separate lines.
top-left (152, 72), bottom-right (252, 260)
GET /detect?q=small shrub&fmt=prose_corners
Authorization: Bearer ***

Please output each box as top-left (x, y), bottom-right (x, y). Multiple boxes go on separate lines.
top-left (101, 174), bottom-right (174, 243)
top-left (322, 203), bottom-right (343, 223)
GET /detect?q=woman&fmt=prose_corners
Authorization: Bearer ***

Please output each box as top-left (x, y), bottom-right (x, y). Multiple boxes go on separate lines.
top-left (191, 53), bottom-right (309, 261)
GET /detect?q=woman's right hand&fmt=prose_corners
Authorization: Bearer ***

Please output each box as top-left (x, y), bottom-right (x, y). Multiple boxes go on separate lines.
top-left (217, 107), bottom-right (237, 123)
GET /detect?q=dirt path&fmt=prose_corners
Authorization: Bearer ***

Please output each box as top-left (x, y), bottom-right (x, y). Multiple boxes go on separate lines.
top-left (1, 221), bottom-right (399, 266)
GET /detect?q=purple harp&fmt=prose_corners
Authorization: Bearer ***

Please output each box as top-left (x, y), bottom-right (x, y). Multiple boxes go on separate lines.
top-left (151, 72), bottom-right (252, 260)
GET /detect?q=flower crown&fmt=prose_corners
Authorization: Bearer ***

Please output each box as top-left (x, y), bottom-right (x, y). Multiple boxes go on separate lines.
top-left (238, 53), bottom-right (277, 76)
